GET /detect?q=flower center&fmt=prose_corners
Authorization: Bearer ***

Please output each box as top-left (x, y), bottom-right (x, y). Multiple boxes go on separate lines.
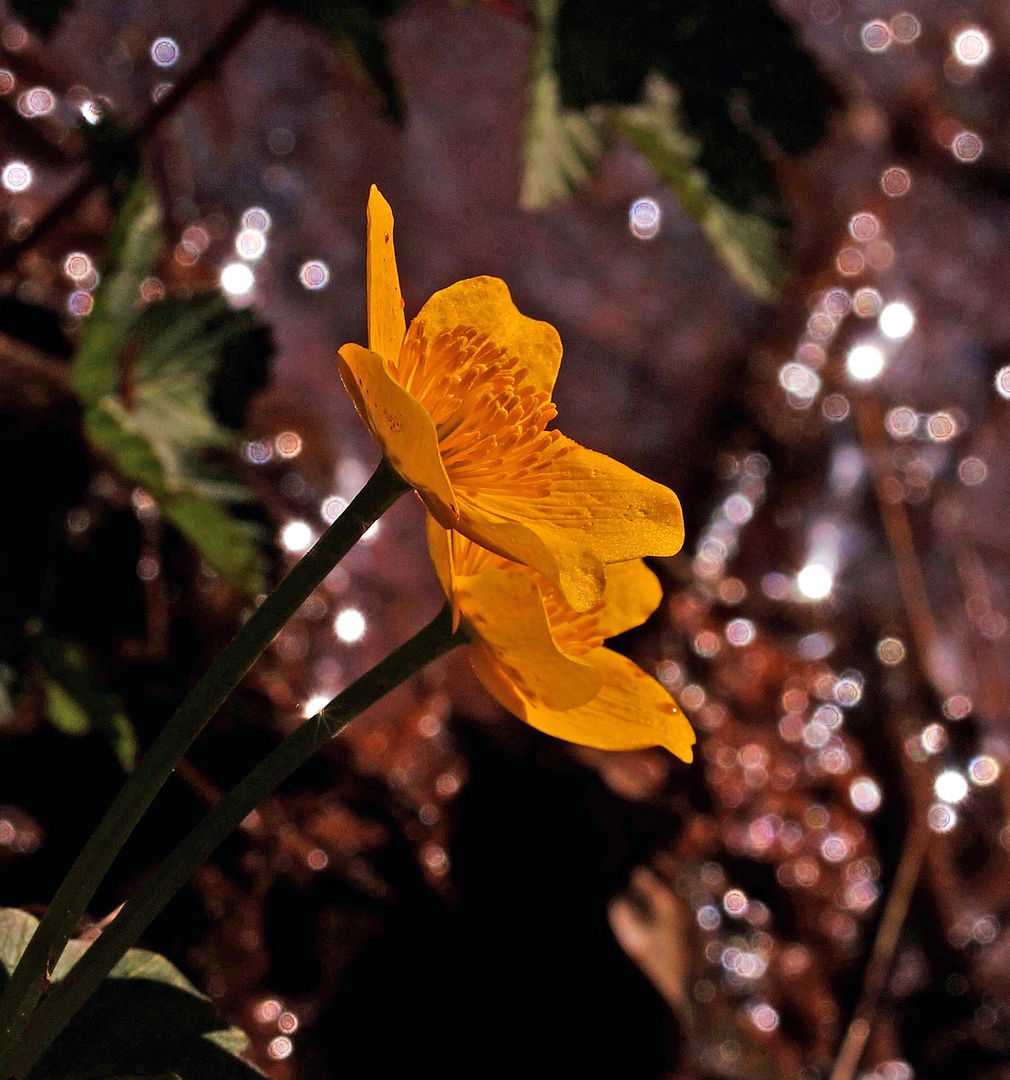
top-left (395, 323), bottom-right (565, 497)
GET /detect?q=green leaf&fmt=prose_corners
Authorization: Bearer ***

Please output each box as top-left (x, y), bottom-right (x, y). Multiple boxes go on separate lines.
top-left (84, 402), bottom-right (266, 596)
top-left (613, 76), bottom-right (782, 300)
top-left (0, 910), bottom-right (261, 1080)
top-left (521, 0), bottom-right (835, 297)
top-left (42, 679), bottom-right (91, 736)
top-left (36, 637), bottom-right (139, 772)
top-left (520, 0), bottom-right (605, 209)
top-left (71, 185), bottom-right (271, 597)
top-left (0, 908), bottom-right (39, 982)
top-left (70, 179), bottom-right (162, 408)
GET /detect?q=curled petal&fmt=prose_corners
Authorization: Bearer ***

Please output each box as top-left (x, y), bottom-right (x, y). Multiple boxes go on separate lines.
top-left (366, 186), bottom-right (405, 365)
top-left (592, 560), bottom-right (664, 640)
top-left (458, 438), bottom-right (684, 611)
top-left (456, 567), bottom-right (602, 712)
top-left (412, 276), bottom-right (562, 396)
top-left (336, 343), bottom-right (457, 519)
top-left (520, 647), bottom-right (695, 761)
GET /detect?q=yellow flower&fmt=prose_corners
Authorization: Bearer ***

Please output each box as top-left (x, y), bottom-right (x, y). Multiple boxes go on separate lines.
top-left (337, 186), bottom-right (684, 613)
top-left (427, 520), bottom-right (695, 761)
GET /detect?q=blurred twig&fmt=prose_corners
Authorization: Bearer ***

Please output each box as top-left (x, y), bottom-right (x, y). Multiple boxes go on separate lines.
top-left (827, 819), bottom-right (930, 1080)
top-left (0, 330), bottom-right (70, 390)
top-left (0, 0), bottom-right (268, 275)
top-left (854, 396), bottom-right (942, 679)
top-left (823, 394), bottom-right (946, 1080)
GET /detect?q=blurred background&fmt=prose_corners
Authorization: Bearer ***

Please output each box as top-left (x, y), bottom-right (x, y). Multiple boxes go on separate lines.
top-left (2, 0), bottom-right (1010, 1077)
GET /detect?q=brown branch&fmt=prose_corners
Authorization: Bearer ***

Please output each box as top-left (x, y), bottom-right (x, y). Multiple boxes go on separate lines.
top-left (0, 0), bottom-right (268, 275)
top-left (853, 395), bottom-right (943, 682)
top-left (828, 820), bottom-right (930, 1080)
top-left (0, 330), bottom-right (71, 390)
top-left (824, 393), bottom-right (950, 1080)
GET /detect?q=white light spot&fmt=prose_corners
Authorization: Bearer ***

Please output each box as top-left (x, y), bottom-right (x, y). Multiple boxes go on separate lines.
top-left (19, 86), bottom-right (55, 117)
top-left (303, 695), bottom-right (330, 718)
top-left (968, 755), bottom-right (1000, 786)
top-left (928, 803), bottom-right (957, 832)
top-left (749, 1002), bottom-right (780, 1033)
top-left (220, 262), bottom-right (254, 296)
top-left (797, 563), bottom-right (833, 600)
top-left (80, 99), bottom-right (101, 124)
top-left (847, 344), bottom-right (885, 381)
top-left (952, 130), bottom-right (983, 162)
top-left (2, 161), bottom-right (32, 192)
top-left (235, 229), bottom-right (266, 260)
top-left (150, 36), bottom-right (180, 67)
top-left (879, 302), bottom-right (915, 339)
top-left (995, 366), bottom-right (1010, 400)
top-left (629, 197), bottom-right (661, 240)
top-left (242, 207), bottom-right (271, 232)
top-left (850, 777), bottom-right (882, 813)
top-left (321, 495), bottom-right (348, 523)
top-left (725, 618), bottom-right (755, 646)
top-left (778, 362), bottom-right (821, 402)
top-left (935, 769), bottom-right (969, 804)
top-left (299, 260), bottom-right (329, 290)
top-left (921, 723), bottom-right (948, 754)
top-left (861, 20), bottom-right (891, 51)
top-left (953, 28), bottom-right (991, 66)
top-left (280, 520), bottom-right (313, 553)
top-left (335, 608), bottom-right (366, 643)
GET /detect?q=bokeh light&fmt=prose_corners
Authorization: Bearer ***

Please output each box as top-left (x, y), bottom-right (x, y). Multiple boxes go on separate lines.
top-left (952, 28), bottom-right (991, 66)
top-left (2, 161), bottom-right (32, 192)
top-left (846, 345), bottom-right (885, 381)
top-left (879, 302), bottom-right (915, 339)
top-left (629, 197), bottom-right (661, 240)
top-left (334, 608), bottom-right (366, 643)
top-left (220, 262), bottom-right (254, 295)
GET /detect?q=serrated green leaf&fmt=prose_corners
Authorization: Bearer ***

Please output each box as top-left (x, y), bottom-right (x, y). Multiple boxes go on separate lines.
top-left (0, 910), bottom-right (262, 1080)
top-left (71, 180), bottom-right (162, 407)
top-left (85, 401), bottom-right (266, 596)
top-left (71, 185), bottom-right (271, 597)
top-left (520, 0), bottom-right (605, 209)
top-left (613, 76), bottom-right (782, 300)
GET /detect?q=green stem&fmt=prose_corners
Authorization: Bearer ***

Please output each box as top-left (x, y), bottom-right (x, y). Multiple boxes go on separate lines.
top-left (0, 458), bottom-right (409, 1072)
top-left (9, 607), bottom-right (464, 1078)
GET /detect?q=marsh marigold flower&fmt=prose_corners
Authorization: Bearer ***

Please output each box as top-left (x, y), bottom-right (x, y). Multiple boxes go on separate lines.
top-left (426, 520), bottom-right (695, 760)
top-left (337, 186), bottom-right (685, 612)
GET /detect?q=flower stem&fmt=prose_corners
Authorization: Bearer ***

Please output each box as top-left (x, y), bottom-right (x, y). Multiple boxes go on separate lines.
top-left (8, 606), bottom-right (464, 1078)
top-left (0, 458), bottom-right (409, 1074)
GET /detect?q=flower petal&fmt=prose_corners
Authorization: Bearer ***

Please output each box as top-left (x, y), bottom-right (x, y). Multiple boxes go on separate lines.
top-left (456, 567), bottom-right (602, 712)
top-left (457, 437), bottom-right (684, 611)
top-left (594, 560), bottom-right (664, 640)
top-left (520, 647), bottom-right (695, 761)
top-left (336, 343), bottom-right (457, 519)
top-left (412, 276), bottom-right (562, 395)
top-left (366, 186), bottom-right (406, 365)
top-left (424, 515), bottom-right (462, 631)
